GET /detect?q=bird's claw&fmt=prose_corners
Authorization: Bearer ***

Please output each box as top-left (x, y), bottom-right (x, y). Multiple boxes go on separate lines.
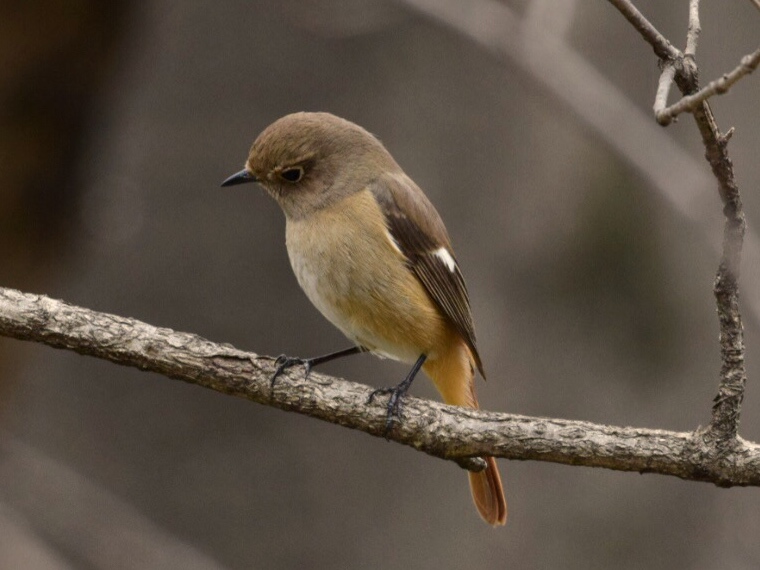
top-left (368, 386), bottom-right (405, 436)
top-left (271, 354), bottom-right (311, 391)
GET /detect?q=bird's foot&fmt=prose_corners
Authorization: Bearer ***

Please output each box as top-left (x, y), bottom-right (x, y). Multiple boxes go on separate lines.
top-left (271, 354), bottom-right (312, 390)
top-left (367, 354), bottom-right (427, 437)
top-left (368, 384), bottom-right (408, 436)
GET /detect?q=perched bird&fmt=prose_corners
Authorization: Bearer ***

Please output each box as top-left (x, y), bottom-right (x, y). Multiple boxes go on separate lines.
top-left (222, 112), bottom-right (506, 526)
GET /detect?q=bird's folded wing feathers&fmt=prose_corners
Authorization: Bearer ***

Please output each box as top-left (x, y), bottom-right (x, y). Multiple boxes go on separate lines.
top-left (369, 172), bottom-right (485, 378)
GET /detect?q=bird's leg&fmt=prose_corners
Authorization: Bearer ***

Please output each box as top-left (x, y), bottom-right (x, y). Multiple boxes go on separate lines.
top-left (368, 354), bottom-right (427, 435)
top-left (271, 346), bottom-right (366, 388)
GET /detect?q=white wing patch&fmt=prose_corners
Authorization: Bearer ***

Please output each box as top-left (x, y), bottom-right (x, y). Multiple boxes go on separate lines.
top-left (385, 229), bottom-right (404, 255)
top-left (433, 247), bottom-right (457, 272)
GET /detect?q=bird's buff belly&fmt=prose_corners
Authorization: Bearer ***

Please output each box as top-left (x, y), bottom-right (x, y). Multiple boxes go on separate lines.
top-left (285, 195), bottom-right (446, 364)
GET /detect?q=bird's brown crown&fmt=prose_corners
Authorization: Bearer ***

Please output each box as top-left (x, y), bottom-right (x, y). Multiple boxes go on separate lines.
top-left (243, 113), bottom-right (399, 217)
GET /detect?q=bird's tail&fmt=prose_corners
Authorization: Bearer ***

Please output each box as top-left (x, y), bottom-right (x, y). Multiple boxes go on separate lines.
top-left (423, 338), bottom-right (507, 526)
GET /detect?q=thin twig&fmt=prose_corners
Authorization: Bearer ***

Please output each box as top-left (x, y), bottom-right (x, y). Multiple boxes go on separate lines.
top-left (685, 0), bottom-right (701, 57)
top-left (656, 48), bottom-right (760, 125)
top-left (648, 5), bottom-right (751, 449)
top-left (653, 63), bottom-right (676, 116)
top-left (605, 0), bottom-right (681, 60)
top-left (1, 286), bottom-right (760, 486)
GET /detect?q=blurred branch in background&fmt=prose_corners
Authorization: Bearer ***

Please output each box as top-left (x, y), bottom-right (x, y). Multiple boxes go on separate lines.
top-left (0, 433), bottom-right (230, 570)
top-left (0, 503), bottom-right (76, 570)
top-left (2, 286), bottom-right (760, 486)
top-left (392, 0), bottom-right (760, 329)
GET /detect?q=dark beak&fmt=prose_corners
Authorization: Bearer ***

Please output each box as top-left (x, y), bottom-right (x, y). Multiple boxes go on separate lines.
top-left (221, 169), bottom-right (258, 187)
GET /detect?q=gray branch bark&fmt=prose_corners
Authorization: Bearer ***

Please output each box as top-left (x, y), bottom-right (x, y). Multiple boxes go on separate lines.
top-left (606, 0), bottom-right (750, 469)
top-left (655, 48), bottom-right (760, 126)
top-left (2, 286), bottom-right (760, 486)
top-left (609, 0), bottom-right (759, 126)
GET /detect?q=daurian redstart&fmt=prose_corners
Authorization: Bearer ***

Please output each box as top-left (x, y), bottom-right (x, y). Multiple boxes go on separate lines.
top-left (222, 112), bottom-right (506, 526)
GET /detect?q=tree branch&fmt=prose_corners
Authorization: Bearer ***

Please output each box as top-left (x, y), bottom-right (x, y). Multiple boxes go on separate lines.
top-left (654, 3), bottom-right (748, 449)
top-left (685, 0), bottom-right (701, 57)
top-left (653, 62), bottom-right (677, 117)
top-left (607, 0), bottom-right (750, 454)
top-left (655, 48), bottom-right (760, 126)
top-left (695, 108), bottom-right (747, 446)
top-left (607, 1), bottom-right (760, 126)
top-left (605, 0), bottom-right (681, 60)
top-left (1, 286), bottom-right (760, 486)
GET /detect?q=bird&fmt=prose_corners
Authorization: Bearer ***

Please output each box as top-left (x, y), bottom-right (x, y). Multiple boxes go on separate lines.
top-left (221, 112), bottom-right (506, 526)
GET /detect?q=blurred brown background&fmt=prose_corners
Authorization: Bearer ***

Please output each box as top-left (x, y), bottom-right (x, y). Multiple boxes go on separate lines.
top-left (2, 1), bottom-right (760, 568)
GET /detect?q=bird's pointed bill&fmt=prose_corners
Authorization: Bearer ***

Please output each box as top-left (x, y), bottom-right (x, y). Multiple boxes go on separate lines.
top-left (221, 169), bottom-right (258, 187)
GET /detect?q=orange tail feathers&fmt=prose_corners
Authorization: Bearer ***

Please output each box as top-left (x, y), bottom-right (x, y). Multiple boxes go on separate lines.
top-left (468, 457), bottom-right (507, 526)
top-left (423, 338), bottom-right (507, 526)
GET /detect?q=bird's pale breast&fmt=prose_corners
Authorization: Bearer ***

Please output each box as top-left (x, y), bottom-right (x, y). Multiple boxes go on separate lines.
top-left (285, 189), bottom-right (447, 363)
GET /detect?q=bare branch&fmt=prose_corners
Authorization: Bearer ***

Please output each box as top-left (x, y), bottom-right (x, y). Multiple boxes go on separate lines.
top-left (1, 286), bottom-right (760, 486)
top-left (751, 0), bottom-right (760, 12)
top-left (691, 103), bottom-right (748, 445)
top-left (605, 0), bottom-right (681, 60)
top-left (653, 62), bottom-right (676, 117)
top-left (656, 48), bottom-right (760, 125)
top-left (685, 0), bottom-right (701, 57)
top-left (641, 2), bottom-right (750, 449)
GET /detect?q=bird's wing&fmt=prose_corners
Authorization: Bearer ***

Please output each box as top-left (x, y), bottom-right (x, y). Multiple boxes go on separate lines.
top-left (369, 172), bottom-right (485, 377)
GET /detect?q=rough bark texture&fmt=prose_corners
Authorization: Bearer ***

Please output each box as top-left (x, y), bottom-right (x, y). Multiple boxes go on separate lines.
top-left (668, 13), bottom-right (748, 456)
top-left (606, 0), bottom-right (751, 481)
top-left (2, 286), bottom-right (759, 485)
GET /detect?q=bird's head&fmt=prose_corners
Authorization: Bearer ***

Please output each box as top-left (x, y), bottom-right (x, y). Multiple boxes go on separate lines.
top-left (222, 112), bottom-right (398, 219)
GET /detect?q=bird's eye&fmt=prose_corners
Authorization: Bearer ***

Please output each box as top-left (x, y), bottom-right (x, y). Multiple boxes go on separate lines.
top-left (280, 166), bottom-right (304, 183)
